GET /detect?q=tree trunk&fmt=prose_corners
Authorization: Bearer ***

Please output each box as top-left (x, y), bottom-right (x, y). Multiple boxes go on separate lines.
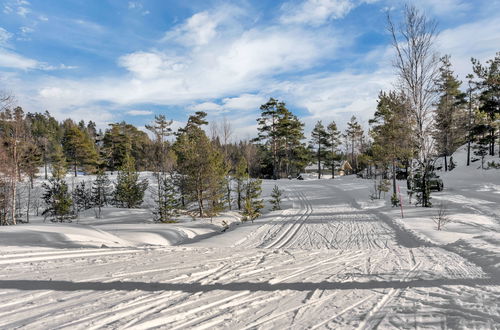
top-left (444, 155), bottom-right (448, 172)
top-left (26, 184), bottom-right (31, 223)
top-left (392, 160), bottom-right (397, 196)
top-left (226, 180), bottom-right (231, 210)
top-left (317, 143), bottom-right (321, 179)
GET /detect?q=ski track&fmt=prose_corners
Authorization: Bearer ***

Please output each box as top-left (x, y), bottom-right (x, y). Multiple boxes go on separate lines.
top-left (0, 181), bottom-right (498, 329)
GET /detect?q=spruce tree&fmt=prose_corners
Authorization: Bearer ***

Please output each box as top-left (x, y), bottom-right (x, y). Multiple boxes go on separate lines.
top-left (42, 178), bottom-right (73, 222)
top-left (73, 181), bottom-right (92, 214)
top-left (113, 154), bottom-right (148, 208)
top-left (153, 175), bottom-right (180, 222)
top-left (91, 171), bottom-right (111, 218)
top-left (270, 185), bottom-right (283, 211)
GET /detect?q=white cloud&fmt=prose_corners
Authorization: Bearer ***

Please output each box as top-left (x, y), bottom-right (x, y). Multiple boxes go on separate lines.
top-left (118, 51), bottom-right (185, 80)
top-left (127, 110), bottom-right (153, 116)
top-left (0, 27), bottom-right (13, 45)
top-left (38, 15), bottom-right (48, 21)
top-left (16, 6), bottom-right (30, 17)
top-left (0, 48), bottom-right (38, 69)
top-left (437, 16), bottom-right (500, 80)
top-left (164, 11), bottom-right (220, 46)
top-left (276, 69), bottom-right (393, 127)
top-left (222, 94), bottom-right (267, 111)
top-left (188, 102), bottom-right (223, 112)
top-left (280, 0), bottom-right (356, 25)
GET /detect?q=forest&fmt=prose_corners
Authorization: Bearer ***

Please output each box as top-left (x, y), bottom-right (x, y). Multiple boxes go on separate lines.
top-left (0, 6), bottom-right (499, 227)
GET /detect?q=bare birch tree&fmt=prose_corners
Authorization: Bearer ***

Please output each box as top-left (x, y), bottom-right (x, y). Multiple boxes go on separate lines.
top-left (387, 4), bottom-right (440, 207)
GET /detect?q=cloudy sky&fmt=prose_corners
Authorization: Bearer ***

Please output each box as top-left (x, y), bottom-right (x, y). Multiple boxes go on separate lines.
top-left (0, 0), bottom-right (499, 139)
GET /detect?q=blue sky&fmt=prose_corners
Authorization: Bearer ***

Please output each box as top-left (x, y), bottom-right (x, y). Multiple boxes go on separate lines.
top-left (0, 0), bottom-right (499, 139)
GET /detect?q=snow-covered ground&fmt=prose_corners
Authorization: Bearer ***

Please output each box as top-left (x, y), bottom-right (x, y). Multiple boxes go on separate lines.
top-left (0, 148), bottom-right (499, 329)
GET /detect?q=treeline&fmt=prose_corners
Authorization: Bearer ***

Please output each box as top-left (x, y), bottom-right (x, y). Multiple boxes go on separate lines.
top-left (0, 109), bottom-right (268, 225)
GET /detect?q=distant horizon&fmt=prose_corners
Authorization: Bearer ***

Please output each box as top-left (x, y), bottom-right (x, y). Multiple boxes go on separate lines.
top-left (1, 0), bottom-right (499, 138)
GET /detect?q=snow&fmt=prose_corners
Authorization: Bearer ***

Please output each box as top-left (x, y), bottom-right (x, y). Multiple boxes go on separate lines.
top-left (0, 146), bottom-right (499, 328)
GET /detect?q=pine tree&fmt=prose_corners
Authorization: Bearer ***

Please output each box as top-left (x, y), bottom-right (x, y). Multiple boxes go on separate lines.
top-left (471, 52), bottom-right (500, 158)
top-left (255, 98), bottom-right (291, 179)
top-left (370, 91), bottom-right (415, 198)
top-left (310, 121), bottom-right (330, 179)
top-left (42, 177), bottom-right (73, 222)
top-left (433, 55), bottom-right (467, 171)
top-left (50, 144), bottom-right (67, 180)
top-left (91, 171), bottom-right (111, 218)
top-left (103, 122), bottom-right (153, 171)
top-left (242, 178), bottom-right (264, 223)
top-left (326, 121), bottom-right (341, 178)
top-left (62, 123), bottom-right (98, 176)
top-left (278, 111), bottom-right (305, 177)
top-left (113, 154), bottom-right (148, 208)
top-left (270, 185), bottom-right (283, 211)
top-left (174, 112), bottom-right (226, 217)
top-left (345, 116), bottom-right (364, 173)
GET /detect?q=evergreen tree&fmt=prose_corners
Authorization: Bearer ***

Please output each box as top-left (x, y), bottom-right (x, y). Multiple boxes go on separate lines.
top-left (73, 181), bottom-right (92, 214)
top-left (91, 171), bottom-right (111, 218)
top-left (50, 144), bottom-right (67, 180)
top-left (234, 157), bottom-right (248, 210)
top-left (326, 121), bottom-right (341, 178)
top-left (153, 175), bottom-right (180, 222)
top-left (278, 111), bottom-right (305, 177)
top-left (62, 123), bottom-right (98, 176)
top-left (471, 52), bottom-right (500, 157)
top-left (370, 91), bottom-right (415, 198)
top-left (103, 122), bottom-right (153, 171)
top-left (270, 185), bottom-right (283, 211)
top-left (242, 178), bottom-right (264, 223)
top-left (345, 116), bottom-right (364, 173)
top-left (255, 98), bottom-right (287, 179)
top-left (433, 55), bottom-right (467, 171)
top-left (113, 154), bottom-right (148, 208)
top-left (146, 115), bottom-right (178, 221)
top-left (42, 178), bottom-right (73, 222)
top-left (174, 112), bottom-right (226, 217)
top-left (310, 121), bottom-right (330, 179)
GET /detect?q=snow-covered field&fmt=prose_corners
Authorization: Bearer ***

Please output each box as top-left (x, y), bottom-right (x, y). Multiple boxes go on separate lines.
top-left (1, 151), bottom-right (499, 329)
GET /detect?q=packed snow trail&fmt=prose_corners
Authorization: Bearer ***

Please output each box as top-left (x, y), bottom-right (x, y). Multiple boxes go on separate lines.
top-left (0, 179), bottom-right (499, 329)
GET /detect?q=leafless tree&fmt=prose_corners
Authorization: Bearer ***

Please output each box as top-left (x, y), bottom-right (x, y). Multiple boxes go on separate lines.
top-left (209, 121), bottom-right (219, 142)
top-left (432, 202), bottom-right (452, 230)
top-left (388, 4), bottom-right (440, 207)
top-left (388, 4), bottom-right (440, 155)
